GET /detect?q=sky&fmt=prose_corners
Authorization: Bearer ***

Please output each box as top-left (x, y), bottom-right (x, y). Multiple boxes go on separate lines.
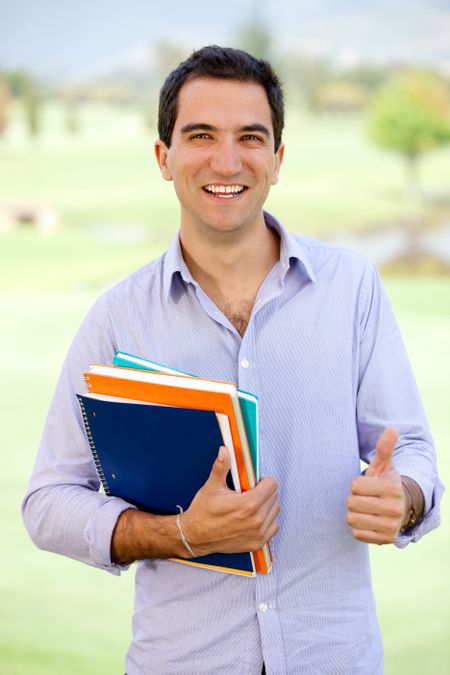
top-left (0, 0), bottom-right (449, 80)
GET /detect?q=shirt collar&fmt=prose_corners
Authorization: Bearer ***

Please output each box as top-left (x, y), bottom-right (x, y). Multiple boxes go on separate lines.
top-left (162, 210), bottom-right (316, 301)
top-left (263, 211), bottom-right (316, 284)
top-left (162, 233), bottom-right (198, 302)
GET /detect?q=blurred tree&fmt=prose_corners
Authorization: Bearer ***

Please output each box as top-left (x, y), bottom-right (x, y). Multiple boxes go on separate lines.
top-left (283, 54), bottom-right (333, 112)
top-left (236, 21), bottom-right (272, 61)
top-left (143, 95), bottom-right (158, 133)
top-left (368, 70), bottom-right (450, 263)
top-left (76, 80), bottom-right (136, 105)
top-left (24, 79), bottom-right (41, 138)
top-left (316, 80), bottom-right (368, 114)
top-left (342, 64), bottom-right (387, 92)
top-left (64, 90), bottom-right (80, 135)
top-left (0, 77), bottom-right (11, 136)
top-left (234, 0), bottom-right (272, 61)
top-left (154, 40), bottom-right (190, 83)
top-left (149, 39), bottom-right (190, 131)
top-left (5, 70), bottom-right (30, 97)
top-left (368, 70), bottom-right (450, 199)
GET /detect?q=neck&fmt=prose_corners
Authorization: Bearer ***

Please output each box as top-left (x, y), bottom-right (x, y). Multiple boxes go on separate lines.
top-left (180, 215), bottom-right (280, 299)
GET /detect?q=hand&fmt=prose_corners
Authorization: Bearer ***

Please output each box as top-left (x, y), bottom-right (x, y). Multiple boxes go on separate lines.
top-left (181, 446), bottom-right (280, 557)
top-left (347, 427), bottom-right (407, 545)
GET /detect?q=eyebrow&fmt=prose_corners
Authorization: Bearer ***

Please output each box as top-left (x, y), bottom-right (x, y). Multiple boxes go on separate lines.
top-left (180, 122), bottom-right (271, 137)
top-left (240, 124), bottom-right (271, 137)
top-left (180, 123), bottom-right (216, 135)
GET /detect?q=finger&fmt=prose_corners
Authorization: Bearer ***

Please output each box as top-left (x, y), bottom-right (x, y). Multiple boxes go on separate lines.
top-left (264, 497), bottom-right (281, 525)
top-left (366, 427), bottom-right (399, 477)
top-left (251, 508), bottom-right (280, 550)
top-left (247, 498), bottom-right (280, 550)
top-left (254, 476), bottom-right (278, 498)
top-left (262, 519), bottom-right (279, 544)
top-left (348, 494), bottom-right (404, 518)
top-left (351, 527), bottom-right (398, 545)
top-left (351, 476), bottom-right (403, 499)
top-left (242, 480), bottom-right (278, 515)
top-left (258, 492), bottom-right (280, 523)
top-left (347, 511), bottom-right (400, 533)
top-left (207, 446), bottom-right (231, 487)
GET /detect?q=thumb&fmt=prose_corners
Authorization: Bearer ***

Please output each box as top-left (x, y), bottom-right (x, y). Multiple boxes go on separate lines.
top-left (366, 427), bottom-right (399, 477)
top-left (207, 445), bottom-right (231, 487)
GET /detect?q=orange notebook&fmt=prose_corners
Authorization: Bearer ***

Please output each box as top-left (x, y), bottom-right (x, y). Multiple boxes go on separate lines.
top-left (84, 364), bottom-right (272, 574)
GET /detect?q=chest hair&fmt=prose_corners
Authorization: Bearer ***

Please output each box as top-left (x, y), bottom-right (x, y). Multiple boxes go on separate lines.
top-left (213, 296), bottom-right (255, 337)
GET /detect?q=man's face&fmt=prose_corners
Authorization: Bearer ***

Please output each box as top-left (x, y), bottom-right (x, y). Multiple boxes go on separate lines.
top-left (155, 77), bottom-right (284, 238)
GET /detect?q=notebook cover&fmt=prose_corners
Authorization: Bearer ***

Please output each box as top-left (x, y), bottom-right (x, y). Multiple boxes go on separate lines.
top-left (84, 366), bottom-right (271, 574)
top-left (85, 369), bottom-right (254, 490)
top-left (77, 394), bottom-right (255, 576)
top-left (111, 353), bottom-right (269, 573)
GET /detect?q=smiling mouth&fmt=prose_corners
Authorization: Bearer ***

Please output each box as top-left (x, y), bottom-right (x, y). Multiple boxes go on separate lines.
top-left (203, 184), bottom-right (248, 199)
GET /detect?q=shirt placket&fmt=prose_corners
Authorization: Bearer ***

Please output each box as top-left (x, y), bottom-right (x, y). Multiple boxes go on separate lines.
top-left (237, 264), bottom-right (289, 675)
top-left (191, 264), bottom-right (290, 673)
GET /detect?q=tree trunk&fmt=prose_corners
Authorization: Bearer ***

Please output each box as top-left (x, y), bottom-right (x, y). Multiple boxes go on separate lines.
top-left (406, 152), bottom-right (422, 201)
top-left (0, 79), bottom-right (10, 136)
top-left (404, 152), bottom-right (423, 262)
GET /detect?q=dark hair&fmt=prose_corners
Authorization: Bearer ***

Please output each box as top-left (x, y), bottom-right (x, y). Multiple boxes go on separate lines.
top-left (158, 45), bottom-right (284, 152)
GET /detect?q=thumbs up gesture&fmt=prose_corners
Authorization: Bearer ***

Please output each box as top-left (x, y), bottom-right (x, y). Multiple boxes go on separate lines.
top-left (347, 428), bottom-right (408, 544)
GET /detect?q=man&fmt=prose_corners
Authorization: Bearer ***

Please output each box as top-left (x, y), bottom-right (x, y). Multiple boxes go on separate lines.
top-left (23, 46), bottom-right (443, 674)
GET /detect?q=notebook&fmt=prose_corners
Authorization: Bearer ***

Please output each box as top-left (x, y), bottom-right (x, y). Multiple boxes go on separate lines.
top-left (78, 392), bottom-right (256, 575)
top-left (82, 363), bottom-right (271, 573)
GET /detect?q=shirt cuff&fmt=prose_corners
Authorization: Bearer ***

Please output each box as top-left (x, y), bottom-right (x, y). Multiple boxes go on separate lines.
top-left (84, 495), bottom-right (137, 574)
top-left (394, 473), bottom-right (445, 548)
top-left (391, 446), bottom-right (439, 514)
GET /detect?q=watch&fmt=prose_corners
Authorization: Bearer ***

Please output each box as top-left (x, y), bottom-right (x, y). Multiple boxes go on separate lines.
top-left (400, 478), bottom-right (419, 532)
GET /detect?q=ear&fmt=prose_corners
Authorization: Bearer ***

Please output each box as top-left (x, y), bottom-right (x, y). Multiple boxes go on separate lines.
top-left (271, 143), bottom-right (285, 185)
top-left (154, 140), bottom-right (173, 181)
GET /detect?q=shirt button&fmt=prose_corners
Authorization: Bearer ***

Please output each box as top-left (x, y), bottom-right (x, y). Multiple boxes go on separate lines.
top-left (240, 358), bottom-right (249, 369)
top-left (258, 602), bottom-right (269, 613)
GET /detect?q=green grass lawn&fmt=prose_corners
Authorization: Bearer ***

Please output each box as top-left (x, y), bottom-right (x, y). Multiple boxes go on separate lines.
top-left (0, 104), bottom-right (449, 673)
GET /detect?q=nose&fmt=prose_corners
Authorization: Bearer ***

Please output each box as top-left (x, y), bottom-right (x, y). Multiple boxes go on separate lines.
top-left (209, 137), bottom-right (243, 176)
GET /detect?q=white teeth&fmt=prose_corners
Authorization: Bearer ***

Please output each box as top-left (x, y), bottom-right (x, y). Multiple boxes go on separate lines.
top-left (204, 184), bottom-right (244, 194)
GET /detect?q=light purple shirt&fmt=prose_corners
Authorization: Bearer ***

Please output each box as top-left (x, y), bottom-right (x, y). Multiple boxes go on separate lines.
top-left (23, 213), bottom-right (443, 674)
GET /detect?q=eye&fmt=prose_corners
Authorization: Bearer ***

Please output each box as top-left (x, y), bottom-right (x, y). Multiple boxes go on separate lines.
top-left (241, 134), bottom-right (264, 143)
top-left (191, 133), bottom-right (211, 140)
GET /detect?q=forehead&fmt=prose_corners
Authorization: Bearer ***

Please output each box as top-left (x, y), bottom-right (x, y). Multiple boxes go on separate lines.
top-left (174, 77), bottom-right (273, 133)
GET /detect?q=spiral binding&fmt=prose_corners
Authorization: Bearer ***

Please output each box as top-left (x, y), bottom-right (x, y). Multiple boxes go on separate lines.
top-left (77, 395), bottom-right (111, 495)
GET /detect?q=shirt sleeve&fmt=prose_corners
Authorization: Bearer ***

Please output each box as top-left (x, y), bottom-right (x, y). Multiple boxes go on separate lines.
top-left (355, 263), bottom-right (444, 547)
top-left (22, 292), bottom-right (136, 574)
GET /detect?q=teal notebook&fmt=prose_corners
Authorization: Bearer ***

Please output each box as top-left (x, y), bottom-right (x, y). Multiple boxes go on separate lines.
top-left (113, 351), bottom-right (260, 480)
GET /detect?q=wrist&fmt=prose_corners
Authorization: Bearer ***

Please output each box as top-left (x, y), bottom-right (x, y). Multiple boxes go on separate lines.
top-left (175, 506), bottom-right (198, 559)
top-left (400, 476), bottom-right (425, 532)
top-left (111, 509), bottom-right (191, 563)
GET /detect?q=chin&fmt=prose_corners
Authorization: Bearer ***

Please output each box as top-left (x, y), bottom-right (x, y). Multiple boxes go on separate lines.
top-left (203, 209), bottom-right (259, 233)
top-left (205, 219), bottom-right (249, 234)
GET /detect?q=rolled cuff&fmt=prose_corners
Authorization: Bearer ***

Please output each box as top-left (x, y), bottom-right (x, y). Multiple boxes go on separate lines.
top-left (394, 471), bottom-right (445, 548)
top-left (84, 496), bottom-right (137, 574)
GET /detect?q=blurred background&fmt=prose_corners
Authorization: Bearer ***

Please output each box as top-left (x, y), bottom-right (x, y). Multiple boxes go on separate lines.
top-left (0, 0), bottom-right (449, 673)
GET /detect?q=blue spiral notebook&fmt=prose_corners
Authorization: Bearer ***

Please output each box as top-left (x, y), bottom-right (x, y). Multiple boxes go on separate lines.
top-left (77, 393), bottom-right (256, 576)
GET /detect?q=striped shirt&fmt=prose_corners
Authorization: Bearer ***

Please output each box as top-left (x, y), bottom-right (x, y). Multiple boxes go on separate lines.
top-left (23, 212), bottom-right (443, 674)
